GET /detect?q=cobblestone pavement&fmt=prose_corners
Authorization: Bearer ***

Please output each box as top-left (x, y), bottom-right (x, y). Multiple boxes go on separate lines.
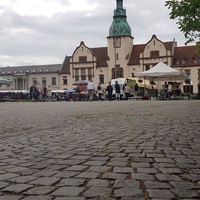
top-left (0, 100), bottom-right (200, 200)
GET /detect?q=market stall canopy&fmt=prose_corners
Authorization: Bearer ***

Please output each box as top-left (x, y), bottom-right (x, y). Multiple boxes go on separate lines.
top-left (0, 77), bottom-right (12, 85)
top-left (134, 62), bottom-right (182, 77)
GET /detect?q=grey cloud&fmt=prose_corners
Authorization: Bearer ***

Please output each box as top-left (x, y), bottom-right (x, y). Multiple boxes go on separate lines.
top-left (0, 0), bottom-right (187, 66)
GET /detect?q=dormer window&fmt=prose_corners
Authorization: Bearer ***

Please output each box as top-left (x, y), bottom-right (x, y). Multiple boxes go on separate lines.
top-left (150, 51), bottom-right (159, 58)
top-left (182, 58), bottom-right (188, 64)
top-left (193, 57), bottom-right (200, 64)
top-left (79, 56), bottom-right (87, 63)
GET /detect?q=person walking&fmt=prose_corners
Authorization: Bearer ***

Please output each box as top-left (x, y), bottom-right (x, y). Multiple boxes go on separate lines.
top-left (47, 85), bottom-right (52, 101)
top-left (115, 81), bottom-right (121, 100)
top-left (30, 84), bottom-right (37, 102)
top-left (87, 80), bottom-right (95, 101)
top-left (134, 83), bottom-right (139, 97)
top-left (106, 82), bottom-right (113, 101)
top-left (41, 83), bottom-right (48, 102)
top-left (124, 84), bottom-right (131, 100)
top-left (97, 83), bottom-right (103, 101)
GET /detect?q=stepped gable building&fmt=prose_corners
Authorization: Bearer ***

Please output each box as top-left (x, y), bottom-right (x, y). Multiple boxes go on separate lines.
top-left (0, 0), bottom-right (200, 93)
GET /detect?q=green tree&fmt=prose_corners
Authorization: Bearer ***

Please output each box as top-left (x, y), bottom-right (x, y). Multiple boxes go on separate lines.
top-left (165, 0), bottom-right (200, 52)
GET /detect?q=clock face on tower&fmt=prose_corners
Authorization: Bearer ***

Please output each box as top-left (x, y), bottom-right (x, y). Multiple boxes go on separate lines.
top-left (113, 37), bottom-right (121, 48)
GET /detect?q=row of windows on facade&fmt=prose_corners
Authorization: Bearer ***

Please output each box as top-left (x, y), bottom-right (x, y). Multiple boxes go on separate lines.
top-left (32, 77), bottom-right (57, 86)
top-left (173, 57), bottom-right (200, 65)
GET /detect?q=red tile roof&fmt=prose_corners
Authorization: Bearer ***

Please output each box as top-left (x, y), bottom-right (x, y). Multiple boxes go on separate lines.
top-left (173, 45), bottom-right (199, 67)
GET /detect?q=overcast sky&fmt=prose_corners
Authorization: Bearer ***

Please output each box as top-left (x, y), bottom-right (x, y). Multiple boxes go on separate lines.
top-left (0, 0), bottom-right (190, 67)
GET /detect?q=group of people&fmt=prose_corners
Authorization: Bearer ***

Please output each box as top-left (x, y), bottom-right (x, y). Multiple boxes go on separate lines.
top-left (30, 84), bottom-right (52, 102)
top-left (86, 80), bottom-right (139, 101)
top-left (106, 81), bottom-right (139, 101)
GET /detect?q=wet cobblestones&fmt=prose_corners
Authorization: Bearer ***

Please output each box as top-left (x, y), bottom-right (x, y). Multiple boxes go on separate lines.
top-left (0, 100), bottom-right (200, 199)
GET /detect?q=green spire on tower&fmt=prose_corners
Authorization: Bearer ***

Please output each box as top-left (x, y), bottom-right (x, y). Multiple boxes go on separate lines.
top-left (109, 0), bottom-right (132, 37)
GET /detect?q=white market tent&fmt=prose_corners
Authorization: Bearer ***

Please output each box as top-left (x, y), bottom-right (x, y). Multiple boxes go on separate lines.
top-left (134, 62), bottom-right (182, 77)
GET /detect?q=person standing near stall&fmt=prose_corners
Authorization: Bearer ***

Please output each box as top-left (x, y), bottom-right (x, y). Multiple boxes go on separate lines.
top-left (87, 80), bottom-right (95, 101)
top-left (41, 84), bottom-right (48, 102)
top-left (106, 82), bottom-right (113, 101)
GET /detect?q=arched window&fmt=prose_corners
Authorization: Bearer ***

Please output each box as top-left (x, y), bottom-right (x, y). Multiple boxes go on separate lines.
top-left (112, 66), bottom-right (124, 79)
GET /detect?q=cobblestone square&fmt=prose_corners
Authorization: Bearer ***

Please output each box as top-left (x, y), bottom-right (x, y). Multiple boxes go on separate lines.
top-left (0, 100), bottom-right (200, 199)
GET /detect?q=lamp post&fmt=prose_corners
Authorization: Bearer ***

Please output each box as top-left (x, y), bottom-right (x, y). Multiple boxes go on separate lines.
top-left (114, 46), bottom-right (117, 79)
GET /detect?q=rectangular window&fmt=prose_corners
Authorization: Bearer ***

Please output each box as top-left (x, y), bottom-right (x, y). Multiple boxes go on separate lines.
top-left (88, 69), bottom-right (92, 81)
top-left (150, 51), bottom-right (159, 58)
top-left (99, 75), bottom-right (104, 84)
top-left (32, 78), bottom-right (37, 85)
top-left (42, 78), bottom-right (46, 85)
top-left (52, 77), bottom-right (56, 86)
top-left (198, 69), bottom-right (200, 79)
top-left (185, 70), bottom-right (191, 77)
top-left (79, 56), bottom-right (87, 62)
top-left (88, 76), bottom-right (92, 81)
top-left (75, 69), bottom-right (79, 81)
top-left (145, 65), bottom-right (150, 71)
top-left (88, 69), bottom-right (92, 75)
top-left (81, 69), bottom-right (86, 76)
top-left (81, 69), bottom-right (86, 80)
top-left (75, 69), bottom-right (79, 76)
top-left (63, 76), bottom-right (68, 85)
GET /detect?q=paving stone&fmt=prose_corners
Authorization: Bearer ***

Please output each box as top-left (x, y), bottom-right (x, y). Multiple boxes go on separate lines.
top-left (113, 180), bottom-right (140, 188)
top-left (54, 198), bottom-right (85, 200)
top-left (147, 189), bottom-right (174, 198)
top-left (144, 181), bottom-right (171, 189)
top-left (114, 188), bottom-right (143, 198)
top-left (0, 196), bottom-right (22, 200)
top-left (170, 181), bottom-right (197, 189)
top-left (154, 158), bottom-right (175, 163)
top-left (132, 173), bottom-right (155, 181)
top-left (87, 166), bottom-right (111, 173)
top-left (158, 168), bottom-right (182, 174)
top-left (23, 186), bottom-right (55, 195)
top-left (87, 179), bottom-right (110, 187)
top-left (54, 171), bottom-right (80, 178)
top-left (106, 161), bottom-right (127, 167)
top-left (131, 163), bottom-right (151, 168)
top-left (84, 187), bottom-right (111, 198)
top-left (66, 165), bottom-right (88, 171)
top-left (102, 173), bottom-right (127, 180)
top-left (136, 168), bottom-right (158, 174)
top-left (155, 174), bottom-right (182, 181)
top-left (83, 161), bottom-right (107, 166)
top-left (22, 196), bottom-right (52, 200)
top-left (171, 188), bottom-right (200, 198)
top-left (9, 175), bottom-right (38, 183)
top-left (29, 177), bottom-right (60, 185)
top-left (56, 178), bottom-right (86, 187)
top-left (52, 187), bottom-right (85, 197)
top-left (0, 182), bottom-right (10, 189)
top-left (33, 170), bottom-right (59, 177)
top-left (0, 173), bottom-right (19, 181)
top-left (2, 184), bottom-right (33, 193)
top-left (76, 172), bottom-right (99, 179)
top-left (113, 167), bottom-right (133, 173)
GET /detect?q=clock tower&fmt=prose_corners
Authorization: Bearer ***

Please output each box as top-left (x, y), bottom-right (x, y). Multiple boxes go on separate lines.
top-left (107, 0), bottom-right (133, 78)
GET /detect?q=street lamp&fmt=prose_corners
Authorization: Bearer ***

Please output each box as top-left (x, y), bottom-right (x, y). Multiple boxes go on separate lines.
top-left (114, 46), bottom-right (117, 79)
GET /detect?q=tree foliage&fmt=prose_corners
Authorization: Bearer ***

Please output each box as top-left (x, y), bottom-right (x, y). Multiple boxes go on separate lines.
top-left (165, 0), bottom-right (200, 52)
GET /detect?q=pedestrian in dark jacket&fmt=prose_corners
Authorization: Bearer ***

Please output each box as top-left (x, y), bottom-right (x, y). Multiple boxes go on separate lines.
top-left (30, 84), bottom-right (37, 101)
top-left (134, 83), bottom-right (139, 97)
top-left (106, 82), bottom-right (113, 101)
top-left (115, 81), bottom-right (121, 100)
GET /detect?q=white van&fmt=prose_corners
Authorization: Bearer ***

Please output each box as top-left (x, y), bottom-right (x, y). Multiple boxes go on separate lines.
top-left (110, 78), bottom-right (127, 99)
